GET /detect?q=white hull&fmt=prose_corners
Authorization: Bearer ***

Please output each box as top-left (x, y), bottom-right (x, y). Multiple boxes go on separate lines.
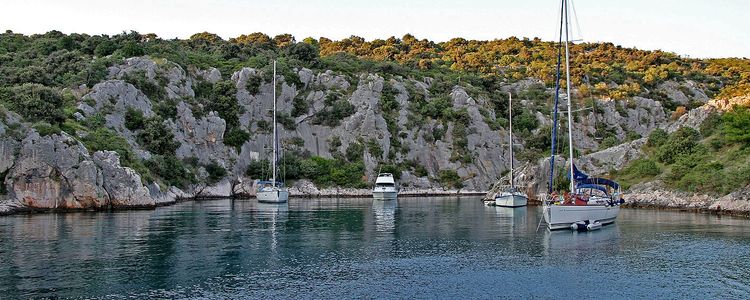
top-left (495, 192), bottom-right (528, 207)
top-left (373, 189), bottom-right (397, 200)
top-left (544, 204), bottom-right (619, 230)
top-left (257, 189), bottom-right (289, 203)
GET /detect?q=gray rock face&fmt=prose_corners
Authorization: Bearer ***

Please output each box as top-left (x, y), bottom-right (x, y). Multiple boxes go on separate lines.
top-left (93, 151), bottom-right (154, 207)
top-left (5, 132), bottom-right (107, 209)
top-left (170, 101), bottom-right (236, 168)
top-left (108, 57), bottom-right (195, 99)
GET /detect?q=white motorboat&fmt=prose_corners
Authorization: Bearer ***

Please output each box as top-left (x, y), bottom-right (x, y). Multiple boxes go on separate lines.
top-left (372, 173), bottom-right (398, 200)
top-left (495, 93), bottom-right (528, 208)
top-left (257, 60), bottom-right (288, 204)
top-left (542, 0), bottom-right (622, 230)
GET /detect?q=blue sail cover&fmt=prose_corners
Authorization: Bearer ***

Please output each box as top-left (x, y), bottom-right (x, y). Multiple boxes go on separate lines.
top-left (570, 164), bottom-right (621, 190)
top-left (572, 164), bottom-right (589, 181)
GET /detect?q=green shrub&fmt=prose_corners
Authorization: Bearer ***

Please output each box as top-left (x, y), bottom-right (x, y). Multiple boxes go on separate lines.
top-left (246, 158), bottom-right (271, 179)
top-left (204, 161), bottom-right (227, 184)
top-left (722, 105), bottom-right (750, 146)
top-left (655, 127), bottom-right (700, 164)
top-left (624, 159), bottom-right (661, 177)
top-left (138, 117), bottom-right (179, 155)
top-left (224, 127), bottom-right (250, 151)
top-left (32, 122), bottom-right (62, 136)
top-left (146, 155), bottom-right (195, 189)
top-left (345, 141), bottom-right (364, 163)
top-left (1, 84), bottom-right (64, 124)
top-left (699, 111), bottom-right (722, 136)
top-left (600, 136), bottom-right (619, 149)
top-left (366, 139), bottom-right (383, 159)
top-left (245, 75), bottom-right (262, 94)
top-left (124, 107), bottom-right (145, 130)
top-left (81, 127), bottom-right (141, 169)
top-left (313, 96), bottom-right (355, 127)
top-left (646, 128), bottom-right (669, 148)
top-left (205, 80), bottom-right (241, 129)
top-left (291, 93), bottom-right (310, 117)
top-left (277, 112), bottom-right (296, 130)
top-left (123, 70), bottom-right (165, 102)
top-left (437, 170), bottom-right (463, 189)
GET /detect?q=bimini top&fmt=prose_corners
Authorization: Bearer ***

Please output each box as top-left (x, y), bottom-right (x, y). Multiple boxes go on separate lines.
top-left (257, 180), bottom-right (284, 187)
top-left (576, 183), bottom-right (608, 195)
top-left (375, 173), bottom-right (396, 185)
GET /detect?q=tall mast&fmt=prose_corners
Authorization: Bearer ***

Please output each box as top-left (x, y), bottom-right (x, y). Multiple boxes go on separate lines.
top-left (547, 0), bottom-right (565, 195)
top-left (508, 92), bottom-right (514, 188)
top-left (564, 0), bottom-right (575, 193)
top-left (272, 60), bottom-right (277, 186)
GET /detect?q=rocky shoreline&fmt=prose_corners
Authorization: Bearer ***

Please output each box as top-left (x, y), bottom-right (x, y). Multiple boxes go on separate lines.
top-left (0, 187), bottom-right (487, 216)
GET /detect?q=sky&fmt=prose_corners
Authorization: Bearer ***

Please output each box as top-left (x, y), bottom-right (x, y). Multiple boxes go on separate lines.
top-left (1, 0), bottom-right (748, 58)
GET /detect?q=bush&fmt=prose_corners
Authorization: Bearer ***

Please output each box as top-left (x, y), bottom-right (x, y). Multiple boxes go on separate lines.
top-left (146, 155), bottom-right (195, 189)
top-left (32, 122), bottom-right (61, 136)
top-left (655, 127), bottom-right (700, 164)
top-left (204, 161), bottom-right (227, 184)
top-left (623, 159), bottom-right (661, 177)
top-left (722, 105), bottom-right (750, 146)
top-left (245, 75), bottom-right (262, 94)
top-left (646, 128), bottom-right (669, 148)
top-left (600, 136), bottom-right (619, 149)
top-left (224, 127), bottom-right (250, 151)
top-left (437, 170), bottom-right (463, 189)
top-left (291, 93), bottom-right (310, 117)
top-left (138, 117), bottom-right (179, 155)
top-left (345, 141), bottom-right (364, 163)
top-left (1, 84), bottom-right (64, 124)
top-left (81, 127), bottom-right (138, 166)
top-left (313, 96), bottom-right (355, 127)
top-left (122, 70), bottom-right (165, 102)
top-left (277, 112), bottom-right (296, 130)
top-left (246, 158), bottom-right (271, 179)
top-left (205, 80), bottom-right (241, 129)
top-left (124, 107), bottom-right (145, 130)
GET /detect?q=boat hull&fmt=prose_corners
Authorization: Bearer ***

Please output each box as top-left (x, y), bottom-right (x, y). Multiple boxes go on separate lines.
top-left (544, 204), bottom-right (619, 230)
top-left (257, 189), bottom-right (289, 203)
top-left (372, 188), bottom-right (397, 200)
top-left (495, 192), bottom-right (528, 207)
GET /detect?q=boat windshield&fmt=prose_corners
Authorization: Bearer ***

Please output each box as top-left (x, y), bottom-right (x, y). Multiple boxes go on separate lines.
top-left (375, 183), bottom-right (395, 187)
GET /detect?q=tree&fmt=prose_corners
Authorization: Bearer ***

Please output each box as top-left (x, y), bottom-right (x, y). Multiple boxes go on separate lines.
top-left (722, 105), bottom-right (750, 146)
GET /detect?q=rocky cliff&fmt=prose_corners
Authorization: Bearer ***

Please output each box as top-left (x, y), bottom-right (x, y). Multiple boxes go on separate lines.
top-left (0, 56), bottom-right (739, 214)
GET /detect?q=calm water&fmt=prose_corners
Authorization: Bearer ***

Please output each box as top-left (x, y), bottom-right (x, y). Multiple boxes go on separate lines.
top-left (1, 197), bottom-right (750, 299)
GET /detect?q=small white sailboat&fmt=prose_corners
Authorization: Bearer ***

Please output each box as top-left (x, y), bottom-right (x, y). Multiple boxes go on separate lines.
top-left (257, 60), bottom-right (289, 204)
top-left (543, 0), bottom-right (623, 231)
top-left (372, 173), bottom-right (398, 200)
top-left (495, 93), bottom-right (528, 208)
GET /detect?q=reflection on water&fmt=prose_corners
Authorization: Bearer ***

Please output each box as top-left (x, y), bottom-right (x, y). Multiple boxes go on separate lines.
top-left (0, 197), bottom-right (749, 298)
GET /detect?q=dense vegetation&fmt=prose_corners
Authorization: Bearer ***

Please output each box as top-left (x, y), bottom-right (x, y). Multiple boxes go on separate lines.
top-left (0, 29), bottom-right (749, 190)
top-left (613, 105), bottom-right (750, 194)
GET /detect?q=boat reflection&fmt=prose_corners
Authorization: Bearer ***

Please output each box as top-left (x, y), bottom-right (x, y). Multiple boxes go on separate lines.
top-left (372, 199), bottom-right (397, 233)
top-left (542, 223), bottom-right (622, 257)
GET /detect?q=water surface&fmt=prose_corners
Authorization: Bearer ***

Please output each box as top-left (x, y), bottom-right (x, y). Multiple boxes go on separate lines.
top-left (1, 197), bottom-right (749, 299)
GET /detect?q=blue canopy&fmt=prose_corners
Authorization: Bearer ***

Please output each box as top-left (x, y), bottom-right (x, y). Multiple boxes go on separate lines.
top-left (576, 184), bottom-right (609, 195)
top-left (572, 164), bottom-right (589, 181)
top-left (578, 177), bottom-right (620, 190)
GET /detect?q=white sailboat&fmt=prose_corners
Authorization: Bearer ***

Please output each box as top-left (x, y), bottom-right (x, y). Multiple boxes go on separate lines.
top-left (495, 93), bottom-right (528, 208)
top-left (372, 173), bottom-right (398, 200)
top-left (543, 0), bottom-right (623, 231)
top-left (257, 60), bottom-right (289, 204)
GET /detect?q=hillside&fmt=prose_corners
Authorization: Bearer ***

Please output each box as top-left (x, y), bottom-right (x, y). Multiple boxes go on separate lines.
top-left (1, 30), bottom-right (749, 213)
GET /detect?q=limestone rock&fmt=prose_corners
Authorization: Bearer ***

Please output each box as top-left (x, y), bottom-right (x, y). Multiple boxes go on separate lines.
top-left (93, 151), bottom-right (154, 207)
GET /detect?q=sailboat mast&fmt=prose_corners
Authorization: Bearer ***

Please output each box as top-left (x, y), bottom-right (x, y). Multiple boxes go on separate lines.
top-left (508, 92), bottom-right (514, 188)
top-left (563, 0), bottom-right (575, 193)
top-left (272, 60), bottom-right (277, 186)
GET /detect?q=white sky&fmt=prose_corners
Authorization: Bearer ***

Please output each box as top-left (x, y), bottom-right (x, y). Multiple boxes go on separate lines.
top-left (1, 0), bottom-right (747, 58)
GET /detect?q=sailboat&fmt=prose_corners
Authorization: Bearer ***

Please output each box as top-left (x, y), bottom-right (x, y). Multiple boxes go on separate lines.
top-left (495, 93), bottom-right (528, 208)
top-left (256, 60), bottom-right (290, 204)
top-left (543, 0), bottom-right (623, 231)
